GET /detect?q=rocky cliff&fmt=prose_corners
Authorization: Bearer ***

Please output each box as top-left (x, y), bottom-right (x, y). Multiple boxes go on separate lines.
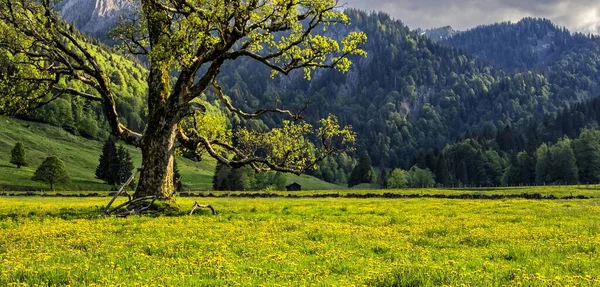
top-left (57, 0), bottom-right (134, 36)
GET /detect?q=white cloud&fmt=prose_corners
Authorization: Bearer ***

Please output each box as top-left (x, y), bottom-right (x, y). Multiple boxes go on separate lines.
top-left (341, 0), bottom-right (600, 34)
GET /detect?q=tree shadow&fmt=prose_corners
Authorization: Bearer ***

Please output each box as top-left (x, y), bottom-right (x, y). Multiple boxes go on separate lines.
top-left (451, 187), bottom-right (529, 192)
top-left (0, 185), bottom-right (45, 192)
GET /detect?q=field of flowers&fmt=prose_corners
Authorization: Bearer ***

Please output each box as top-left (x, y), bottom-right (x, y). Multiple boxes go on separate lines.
top-left (1, 196), bottom-right (600, 286)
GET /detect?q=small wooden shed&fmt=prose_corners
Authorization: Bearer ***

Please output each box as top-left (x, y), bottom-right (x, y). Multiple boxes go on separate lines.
top-left (286, 182), bottom-right (302, 191)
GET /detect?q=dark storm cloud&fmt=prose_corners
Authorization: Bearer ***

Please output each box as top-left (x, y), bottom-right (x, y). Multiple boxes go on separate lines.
top-left (342, 0), bottom-right (600, 34)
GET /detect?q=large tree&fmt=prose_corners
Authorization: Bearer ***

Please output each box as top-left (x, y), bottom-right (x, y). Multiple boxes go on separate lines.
top-left (572, 128), bottom-right (600, 184)
top-left (0, 0), bottom-right (365, 209)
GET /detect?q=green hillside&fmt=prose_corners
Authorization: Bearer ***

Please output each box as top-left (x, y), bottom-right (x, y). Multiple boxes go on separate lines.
top-left (0, 117), bottom-right (342, 191)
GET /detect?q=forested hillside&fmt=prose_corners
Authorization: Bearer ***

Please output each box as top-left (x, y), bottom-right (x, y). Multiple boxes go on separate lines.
top-left (408, 94), bottom-right (600, 187)
top-left (444, 18), bottom-right (600, 102)
top-left (214, 10), bottom-right (596, 169)
top-left (5, 8), bottom-right (600, 187)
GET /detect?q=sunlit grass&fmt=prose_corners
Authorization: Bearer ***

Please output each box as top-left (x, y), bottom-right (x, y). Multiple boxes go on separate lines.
top-left (1, 196), bottom-right (599, 286)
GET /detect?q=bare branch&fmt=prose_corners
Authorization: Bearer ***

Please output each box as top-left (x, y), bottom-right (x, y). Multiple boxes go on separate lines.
top-left (212, 81), bottom-right (308, 120)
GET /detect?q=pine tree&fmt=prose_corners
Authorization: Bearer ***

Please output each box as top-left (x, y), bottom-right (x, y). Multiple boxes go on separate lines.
top-left (228, 167), bottom-right (252, 191)
top-left (32, 156), bottom-right (70, 190)
top-left (348, 151), bottom-right (377, 187)
top-left (10, 142), bottom-right (26, 168)
top-left (116, 145), bottom-right (134, 186)
top-left (212, 162), bottom-right (228, 190)
top-left (457, 161), bottom-right (469, 185)
top-left (173, 159), bottom-right (182, 191)
top-left (436, 155), bottom-right (451, 186)
top-left (96, 138), bottom-right (118, 186)
top-left (516, 151), bottom-right (535, 184)
top-left (96, 139), bottom-right (134, 187)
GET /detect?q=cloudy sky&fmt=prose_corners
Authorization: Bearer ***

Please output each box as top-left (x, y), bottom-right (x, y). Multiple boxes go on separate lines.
top-left (343, 0), bottom-right (600, 34)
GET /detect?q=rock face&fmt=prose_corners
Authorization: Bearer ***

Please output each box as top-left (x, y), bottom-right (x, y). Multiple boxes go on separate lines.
top-left (418, 26), bottom-right (456, 42)
top-left (57, 0), bottom-right (134, 36)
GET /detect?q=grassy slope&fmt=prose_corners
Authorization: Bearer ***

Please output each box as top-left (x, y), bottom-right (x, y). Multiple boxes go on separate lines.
top-left (0, 117), bottom-right (341, 191)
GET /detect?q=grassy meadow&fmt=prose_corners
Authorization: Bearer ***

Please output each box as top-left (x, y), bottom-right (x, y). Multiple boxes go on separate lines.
top-left (1, 195), bottom-right (600, 286)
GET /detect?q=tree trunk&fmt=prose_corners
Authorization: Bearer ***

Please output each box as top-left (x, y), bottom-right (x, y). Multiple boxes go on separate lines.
top-left (133, 50), bottom-right (179, 201)
top-left (134, 116), bottom-right (179, 200)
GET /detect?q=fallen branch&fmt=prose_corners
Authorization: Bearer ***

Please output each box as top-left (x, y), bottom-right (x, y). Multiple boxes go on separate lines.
top-left (106, 186), bottom-right (181, 217)
top-left (106, 195), bottom-right (157, 215)
top-left (190, 201), bottom-right (216, 215)
top-left (103, 167), bottom-right (216, 217)
top-left (103, 167), bottom-right (142, 215)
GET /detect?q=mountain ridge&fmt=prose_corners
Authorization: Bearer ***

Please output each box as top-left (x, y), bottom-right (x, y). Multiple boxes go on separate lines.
top-left (57, 0), bottom-right (135, 36)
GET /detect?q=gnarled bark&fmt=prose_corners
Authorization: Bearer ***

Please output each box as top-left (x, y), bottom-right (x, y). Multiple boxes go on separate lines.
top-left (135, 124), bottom-right (178, 199)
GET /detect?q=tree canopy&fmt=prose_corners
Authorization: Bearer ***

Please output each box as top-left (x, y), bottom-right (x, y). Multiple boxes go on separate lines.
top-left (348, 151), bottom-right (376, 187)
top-left (32, 156), bottom-right (70, 190)
top-left (0, 0), bottom-right (366, 205)
top-left (9, 142), bottom-right (26, 168)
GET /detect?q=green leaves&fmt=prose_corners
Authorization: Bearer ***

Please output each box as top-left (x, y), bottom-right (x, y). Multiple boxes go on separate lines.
top-left (237, 120), bottom-right (316, 171)
top-left (181, 100), bottom-right (232, 155)
top-left (10, 142), bottom-right (27, 168)
top-left (32, 156), bottom-right (70, 190)
top-left (236, 114), bottom-right (355, 172)
top-left (113, 0), bottom-right (367, 81)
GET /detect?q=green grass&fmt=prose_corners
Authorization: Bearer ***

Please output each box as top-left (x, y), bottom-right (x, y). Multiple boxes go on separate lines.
top-left (0, 117), bottom-right (342, 191)
top-left (177, 185), bottom-right (600, 199)
top-left (1, 196), bottom-right (599, 286)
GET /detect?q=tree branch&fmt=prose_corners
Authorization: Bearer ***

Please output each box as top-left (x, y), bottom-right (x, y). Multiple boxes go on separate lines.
top-left (0, 0), bottom-right (141, 145)
top-left (212, 81), bottom-right (308, 120)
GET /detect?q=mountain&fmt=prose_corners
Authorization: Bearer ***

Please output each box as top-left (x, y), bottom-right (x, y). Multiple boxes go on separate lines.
top-left (56, 0), bottom-right (135, 40)
top-left (443, 18), bottom-right (600, 71)
top-left (214, 10), bottom-right (564, 168)
top-left (443, 17), bottom-right (600, 105)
